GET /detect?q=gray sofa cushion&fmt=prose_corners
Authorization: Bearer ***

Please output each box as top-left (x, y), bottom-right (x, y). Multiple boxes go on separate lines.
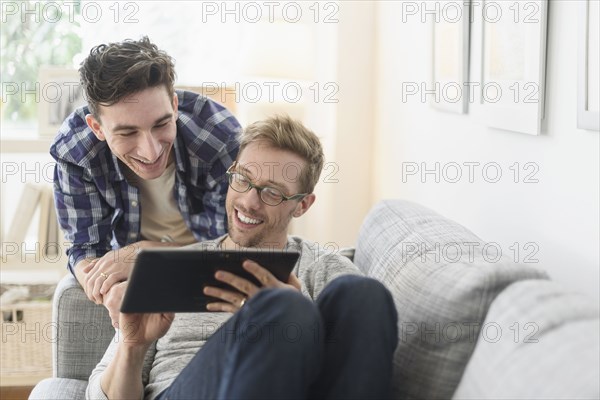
top-left (354, 200), bottom-right (549, 399)
top-left (454, 279), bottom-right (600, 400)
top-left (29, 377), bottom-right (87, 399)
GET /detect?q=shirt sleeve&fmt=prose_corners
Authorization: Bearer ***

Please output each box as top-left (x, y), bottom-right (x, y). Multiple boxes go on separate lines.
top-left (309, 253), bottom-right (364, 300)
top-left (186, 95), bottom-right (241, 239)
top-left (199, 133), bottom-right (239, 238)
top-left (53, 158), bottom-right (113, 274)
top-left (86, 331), bottom-right (157, 400)
top-left (85, 331), bottom-right (116, 400)
top-left (294, 239), bottom-right (364, 300)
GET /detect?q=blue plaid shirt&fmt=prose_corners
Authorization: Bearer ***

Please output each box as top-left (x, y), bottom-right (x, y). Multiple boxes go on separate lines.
top-left (51, 90), bottom-right (241, 274)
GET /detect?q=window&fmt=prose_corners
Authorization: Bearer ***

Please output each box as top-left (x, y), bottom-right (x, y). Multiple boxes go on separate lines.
top-left (1, 0), bottom-right (83, 137)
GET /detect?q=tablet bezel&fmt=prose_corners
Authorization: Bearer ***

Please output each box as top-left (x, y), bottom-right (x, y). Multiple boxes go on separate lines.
top-left (120, 248), bottom-right (301, 313)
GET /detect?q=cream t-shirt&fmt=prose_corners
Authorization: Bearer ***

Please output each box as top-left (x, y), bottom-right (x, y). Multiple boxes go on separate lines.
top-left (124, 161), bottom-right (196, 245)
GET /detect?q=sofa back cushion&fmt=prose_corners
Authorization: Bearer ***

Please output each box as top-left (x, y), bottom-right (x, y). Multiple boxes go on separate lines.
top-left (454, 279), bottom-right (600, 400)
top-left (354, 200), bottom-right (548, 399)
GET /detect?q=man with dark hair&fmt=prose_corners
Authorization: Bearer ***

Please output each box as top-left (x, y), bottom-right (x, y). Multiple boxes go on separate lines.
top-left (87, 115), bottom-right (398, 400)
top-left (51, 37), bottom-right (241, 310)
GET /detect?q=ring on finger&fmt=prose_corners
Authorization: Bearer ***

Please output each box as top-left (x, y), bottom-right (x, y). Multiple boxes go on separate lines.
top-left (239, 297), bottom-right (247, 308)
top-left (100, 272), bottom-right (109, 279)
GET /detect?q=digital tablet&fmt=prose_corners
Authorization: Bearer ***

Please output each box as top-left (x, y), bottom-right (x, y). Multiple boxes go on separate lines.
top-left (120, 248), bottom-right (300, 313)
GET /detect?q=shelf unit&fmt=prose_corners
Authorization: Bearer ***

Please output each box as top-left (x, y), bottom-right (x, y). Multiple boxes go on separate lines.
top-left (1, 136), bottom-right (64, 278)
top-left (0, 138), bottom-right (54, 154)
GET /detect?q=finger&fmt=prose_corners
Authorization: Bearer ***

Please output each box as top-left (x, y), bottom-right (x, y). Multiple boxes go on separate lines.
top-left (106, 298), bottom-right (120, 328)
top-left (82, 259), bottom-right (98, 274)
top-left (109, 308), bottom-right (119, 329)
top-left (104, 283), bottom-right (126, 324)
top-left (206, 301), bottom-right (239, 313)
top-left (242, 260), bottom-right (279, 287)
top-left (203, 286), bottom-right (247, 311)
top-left (203, 286), bottom-right (244, 304)
top-left (92, 275), bottom-right (107, 304)
top-left (214, 270), bottom-right (259, 296)
top-left (85, 272), bottom-right (98, 301)
top-left (84, 258), bottom-right (107, 301)
top-left (163, 312), bottom-right (175, 321)
top-left (100, 271), bottom-right (126, 295)
top-left (83, 266), bottom-right (96, 291)
top-left (288, 272), bottom-right (302, 291)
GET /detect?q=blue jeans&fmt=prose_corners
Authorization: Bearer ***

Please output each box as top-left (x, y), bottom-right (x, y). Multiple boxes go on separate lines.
top-left (156, 275), bottom-right (398, 400)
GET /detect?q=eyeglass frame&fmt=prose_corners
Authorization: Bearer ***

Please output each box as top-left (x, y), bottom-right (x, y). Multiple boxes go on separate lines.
top-left (225, 162), bottom-right (308, 206)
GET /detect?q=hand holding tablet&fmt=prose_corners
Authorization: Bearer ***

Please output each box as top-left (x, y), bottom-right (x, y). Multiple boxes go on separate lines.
top-left (120, 248), bottom-right (300, 313)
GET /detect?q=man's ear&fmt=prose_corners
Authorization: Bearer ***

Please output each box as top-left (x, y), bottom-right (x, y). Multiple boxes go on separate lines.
top-left (172, 92), bottom-right (178, 114)
top-left (85, 114), bottom-right (106, 141)
top-left (293, 193), bottom-right (316, 218)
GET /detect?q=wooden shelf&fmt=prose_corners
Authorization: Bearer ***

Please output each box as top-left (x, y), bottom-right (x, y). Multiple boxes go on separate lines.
top-left (1, 253), bottom-right (67, 284)
top-left (1, 374), bottom-right (48, 388)
top-left (0, 139), bottom-right (53, 153)
top-left (0, 267), bottom-right (66, 284)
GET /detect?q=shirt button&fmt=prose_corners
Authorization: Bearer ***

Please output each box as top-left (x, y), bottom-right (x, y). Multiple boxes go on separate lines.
top-left (129, 233), bottom-right (137, 239)
top-left (131, 200), bottom-right (138, 207)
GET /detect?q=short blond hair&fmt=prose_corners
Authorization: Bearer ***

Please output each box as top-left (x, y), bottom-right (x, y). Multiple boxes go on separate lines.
top-left (239, 115), bottom-right (324, 193)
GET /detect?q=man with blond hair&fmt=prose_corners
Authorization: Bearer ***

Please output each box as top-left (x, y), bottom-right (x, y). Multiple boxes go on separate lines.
top-left (87, 115), bottom-right (398, 400)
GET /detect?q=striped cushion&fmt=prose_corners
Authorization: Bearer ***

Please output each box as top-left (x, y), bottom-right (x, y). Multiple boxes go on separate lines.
top-left (454, 280), bottom-right (600, 399)
top-left (354, 200), bottom-right (548, 399)
top-left (29, 378), bottom-right (87, 399)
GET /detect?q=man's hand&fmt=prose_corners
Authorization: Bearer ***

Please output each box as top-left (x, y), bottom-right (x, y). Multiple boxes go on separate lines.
top-left (100, 310), bottom-right (174, 400)
top-left (83, 244), bottom-right (140, 304)
top-left (119, 311), bottom-right (175, 350)
top-left (104, 281), bottom-right (129, 328)
top-left (106, 281), bottom-right (169, 341)
top-left (203, 260), bottom-right (301, 312)
top-left (75, 240), bottom-right (181, 305)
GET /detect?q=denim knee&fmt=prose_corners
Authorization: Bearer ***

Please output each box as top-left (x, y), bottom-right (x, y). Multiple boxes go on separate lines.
top-left (324, 275), bottom-right (395, 307)
top-left (245, 288), bottom-right (322, 333)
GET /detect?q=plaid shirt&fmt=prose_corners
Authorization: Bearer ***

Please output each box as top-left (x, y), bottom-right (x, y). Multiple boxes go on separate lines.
top-left (51, 90), bottom-right (241, 273)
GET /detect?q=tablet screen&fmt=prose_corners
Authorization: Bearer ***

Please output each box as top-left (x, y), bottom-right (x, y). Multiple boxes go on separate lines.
top-left (120, 248), bottom-right (300, 313)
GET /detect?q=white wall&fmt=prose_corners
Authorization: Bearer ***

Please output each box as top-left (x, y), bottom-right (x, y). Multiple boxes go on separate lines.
top-left (371, 1), bottom-right (599, 303)
top-left (290, 2), bottom-right (375, 249)
top-left (73, 1), bottom-right (600, 302)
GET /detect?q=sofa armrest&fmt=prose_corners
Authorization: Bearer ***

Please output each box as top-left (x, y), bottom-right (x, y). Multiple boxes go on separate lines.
top-left (29, 377), bottom-right (87, 400)
top-left (52, 275), bottom-right (114, 380)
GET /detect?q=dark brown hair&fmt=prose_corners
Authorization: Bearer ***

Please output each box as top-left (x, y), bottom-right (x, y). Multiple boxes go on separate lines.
top-left (79, 36), bottom-right (176, 117)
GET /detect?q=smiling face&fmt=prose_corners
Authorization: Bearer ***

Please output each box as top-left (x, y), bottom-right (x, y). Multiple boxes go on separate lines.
top-left (85, 86), bottom-right (178, 180)
top-left (225, 141), bottom-right (316, 249)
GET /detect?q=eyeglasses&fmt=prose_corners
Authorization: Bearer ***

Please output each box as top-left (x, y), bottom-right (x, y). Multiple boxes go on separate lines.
top-left (225, 163), bottom-right (308, 206)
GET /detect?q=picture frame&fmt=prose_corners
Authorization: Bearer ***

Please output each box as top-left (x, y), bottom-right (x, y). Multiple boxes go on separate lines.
top-left (431, 0), bottom-right (471, 114)
top-left (470, 0), bottom-right (548, 135)
top-left (577, 0), bottom-right (599, 131)
top-left (38, 67), bottom-right (85, 138)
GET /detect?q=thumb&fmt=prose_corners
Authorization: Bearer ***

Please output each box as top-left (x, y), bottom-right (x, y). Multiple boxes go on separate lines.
top-left (287, 272), bottom-right (302, 291)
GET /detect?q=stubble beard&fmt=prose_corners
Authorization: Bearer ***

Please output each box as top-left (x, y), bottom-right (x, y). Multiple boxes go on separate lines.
top-left (227, 214), bottom-right (265, 249)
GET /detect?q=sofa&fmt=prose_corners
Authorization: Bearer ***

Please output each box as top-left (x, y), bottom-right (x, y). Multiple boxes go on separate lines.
top-left (30, 199), bottom-right (600, 399)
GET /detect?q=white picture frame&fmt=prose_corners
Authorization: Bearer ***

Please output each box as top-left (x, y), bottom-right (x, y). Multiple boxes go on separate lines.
top-left (578, 0), bottom-right (599, 131)
top-left (470, 0), bottom-right (548, 135)
top-left (38, 67), bottom-right (85, 138)
top-left (431, 0), bottom-right (471, 114)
